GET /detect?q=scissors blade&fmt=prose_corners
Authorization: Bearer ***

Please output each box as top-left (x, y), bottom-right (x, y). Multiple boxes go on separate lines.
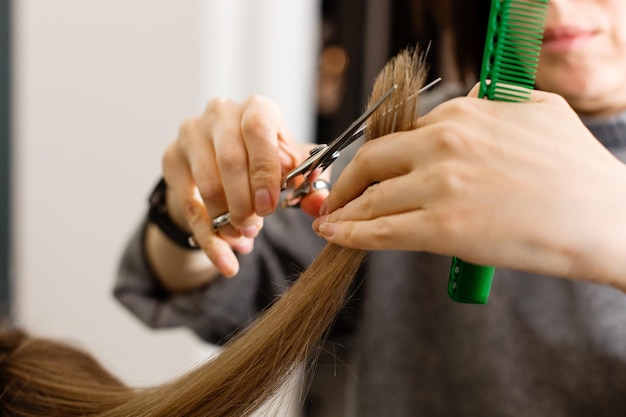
top-left (280, 76), bottom-right (442, 190)
top-left (281, 84), bottom-right (397, 190)
top-left (213, 77), bottom-right (441, 229)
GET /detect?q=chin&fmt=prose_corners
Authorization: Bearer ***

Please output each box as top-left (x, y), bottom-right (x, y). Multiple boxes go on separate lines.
top-left (538, 67), bottom-right (614, 105)
top-left (545, 83), bottom-right (625, 117)
top-left (537, 54), bottom-right (626, 110)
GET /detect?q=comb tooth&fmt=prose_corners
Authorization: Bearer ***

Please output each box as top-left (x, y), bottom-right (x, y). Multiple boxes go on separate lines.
top-left (479, 0), bottom-right (549, 103)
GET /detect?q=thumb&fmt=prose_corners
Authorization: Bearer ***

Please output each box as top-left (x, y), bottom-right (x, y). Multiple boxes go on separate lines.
top-left (467, 82), bottom-right (482, 98)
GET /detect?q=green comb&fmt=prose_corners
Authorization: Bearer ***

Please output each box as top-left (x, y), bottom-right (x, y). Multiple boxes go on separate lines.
top-left (447, 0), bottom-right (548, 304)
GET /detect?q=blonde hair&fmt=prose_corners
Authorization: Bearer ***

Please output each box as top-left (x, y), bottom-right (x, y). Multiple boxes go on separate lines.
top-left (0, 47), bottom-right (426, 417)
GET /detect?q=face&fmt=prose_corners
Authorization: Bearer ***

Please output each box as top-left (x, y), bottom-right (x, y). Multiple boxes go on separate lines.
top-left (536, 0), bottom-right (626, 116)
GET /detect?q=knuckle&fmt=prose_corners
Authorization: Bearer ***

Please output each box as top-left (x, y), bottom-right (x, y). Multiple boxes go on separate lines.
top-left (336, 214), bottom-right (394, 251)
top-left (241, 112), bottom-right (274, 143)
top-left (195, 175), bottom-right (223, 204)
top-left (250, 167), bottom-right (276, 189)
top-left (181, 198), bottom-right (207, 233)
top-left (248, 153), bottom-right (279, 186)
top-left (433, 121), bottom-right (472, 153)
top-left (218, 150), bottom-right (248, 178)
top-left (245, 94), bottom-right (270, 107)
top-left (444, 96), bottom-right (473, 114)
top-left (204, 97), bottom-right (235, 119)
top-left (360, 183), bottom-right (384, 218)
top-left (434, 162), bottom-right (468, 197)
top-left (431, 96), bottom-right (481, 122)
top-left (178, 117), bottom-right (199, 142)
top-left (368, 218), bottom-right (394, 248)
top-left (352, 142), bottom-right (376, 167)
top-left (340, 222), bottom-right (358, 245)
top-left (429, 97), bottom-right (460, 118)
top-left (162, 141), bottom-right (180, 171)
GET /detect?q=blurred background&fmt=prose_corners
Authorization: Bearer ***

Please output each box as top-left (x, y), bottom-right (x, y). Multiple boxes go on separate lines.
top-left (0, 0), bottom-right (437, 413)
top-left (5, 0), bottom-right (319, 388)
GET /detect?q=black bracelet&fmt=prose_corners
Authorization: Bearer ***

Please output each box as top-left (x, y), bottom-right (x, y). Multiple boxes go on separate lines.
top-left (148, 178), bottom-right (201, 250)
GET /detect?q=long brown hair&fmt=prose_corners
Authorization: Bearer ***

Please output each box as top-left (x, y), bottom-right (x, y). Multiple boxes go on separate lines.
top-left (1, 47), bottom-right (426, 417)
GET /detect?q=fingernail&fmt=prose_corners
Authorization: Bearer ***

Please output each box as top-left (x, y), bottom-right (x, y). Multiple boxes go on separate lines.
top-left (318, 221), bottom-right (337, 238)
top-left (255, 188), bottom-right (273, 216)
top-left (319, 198), bottom-right (328, 216)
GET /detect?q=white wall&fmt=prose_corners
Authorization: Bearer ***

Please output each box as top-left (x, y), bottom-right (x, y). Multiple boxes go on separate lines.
top-left (12, 1), bottom-right (318, 405)
top-left (202, 0), bottom-right (319, 140)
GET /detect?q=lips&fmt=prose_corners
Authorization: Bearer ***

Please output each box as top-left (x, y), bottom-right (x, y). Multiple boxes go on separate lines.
top-left (542, 26), bottom-right (597, 52)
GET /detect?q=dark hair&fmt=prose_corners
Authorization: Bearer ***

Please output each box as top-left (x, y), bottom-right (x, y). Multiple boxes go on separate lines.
top-left (409, 0), bottom-right (491, 80)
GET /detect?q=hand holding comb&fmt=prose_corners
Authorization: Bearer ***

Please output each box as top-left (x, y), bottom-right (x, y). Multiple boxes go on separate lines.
top-left (447, 0), bottom-right (549, 304)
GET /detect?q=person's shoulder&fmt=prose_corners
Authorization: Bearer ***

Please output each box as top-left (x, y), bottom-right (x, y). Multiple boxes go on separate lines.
top-left (419, 81), bottom-right (472, 115)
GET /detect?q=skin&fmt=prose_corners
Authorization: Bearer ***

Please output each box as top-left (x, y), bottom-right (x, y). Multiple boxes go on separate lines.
top-left (147, 0), bottom-right (626, 291)
top-left (537, 0), bottom-right (626, 116)
top-left (313, 88), bottom-right (626, 289)
top-left (313, 0), bottom-right (626, 290)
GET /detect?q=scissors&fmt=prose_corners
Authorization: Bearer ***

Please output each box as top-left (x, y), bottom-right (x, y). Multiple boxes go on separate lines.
top-left (212, 77), bottom-right (442, 230)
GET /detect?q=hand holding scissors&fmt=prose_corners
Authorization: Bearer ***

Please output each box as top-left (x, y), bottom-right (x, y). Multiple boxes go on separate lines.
top-left (211, 77), bottom-right (441, 230)
top-left (161, 79), bottom-right (439, 277)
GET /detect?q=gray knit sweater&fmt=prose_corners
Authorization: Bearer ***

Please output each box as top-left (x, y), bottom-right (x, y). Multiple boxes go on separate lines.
top-left (115, 88), bottom-right (626, 417)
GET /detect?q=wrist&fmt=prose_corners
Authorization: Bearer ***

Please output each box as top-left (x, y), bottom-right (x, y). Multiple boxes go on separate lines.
top-left (588, 214), bottom-right (626, 292)
top-left (148, 178), bottom-right (200, 250)
top-left (144, 223), bottom-right (220, 292)
top-left (574, 171), bottom-right (626, 291)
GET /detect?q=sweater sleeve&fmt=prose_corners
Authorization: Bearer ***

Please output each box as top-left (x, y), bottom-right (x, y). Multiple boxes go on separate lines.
top-left (112, 83), bottom-right (474, 346)
top-left (113, 208), bottom-right (327, 345)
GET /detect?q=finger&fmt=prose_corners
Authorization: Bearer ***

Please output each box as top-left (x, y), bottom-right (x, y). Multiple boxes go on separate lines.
top-left (178, 105), bottom-right (240, 231)
top-left (278, 136), bottom-right (303, 175)
top-left (202, 101), bottom-right (257, 231)
top-left (241, 96), bottom-right (295, 217)
top-left (320, 173), bottom-right (433, 228)
top-left (163, 154), bottom-right (242, 277)
top-left (187, 128), bottom-right (260, 236)
top-left (163, 134), bottom-right (222, 238)
top-left (176, 114), bottom-right (233, 227)
top-left (325, 134), bottom-right (416, 213)
top-left (314, 210), bottom-right (431, 251)
top-left (164, 161), bottom-right (257, 275)
top-left (415, 95), bottom-right (477, 129)
top-left (183, 194), bottom-right (241, 277)
top-left (216, 217), bottom-right (263, 248)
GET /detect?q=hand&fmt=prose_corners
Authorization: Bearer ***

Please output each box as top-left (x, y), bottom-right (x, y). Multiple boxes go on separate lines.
top-left (162, 95), bottom-right (328, 277)
top-left (313, 88), bottom-right (626, 286)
